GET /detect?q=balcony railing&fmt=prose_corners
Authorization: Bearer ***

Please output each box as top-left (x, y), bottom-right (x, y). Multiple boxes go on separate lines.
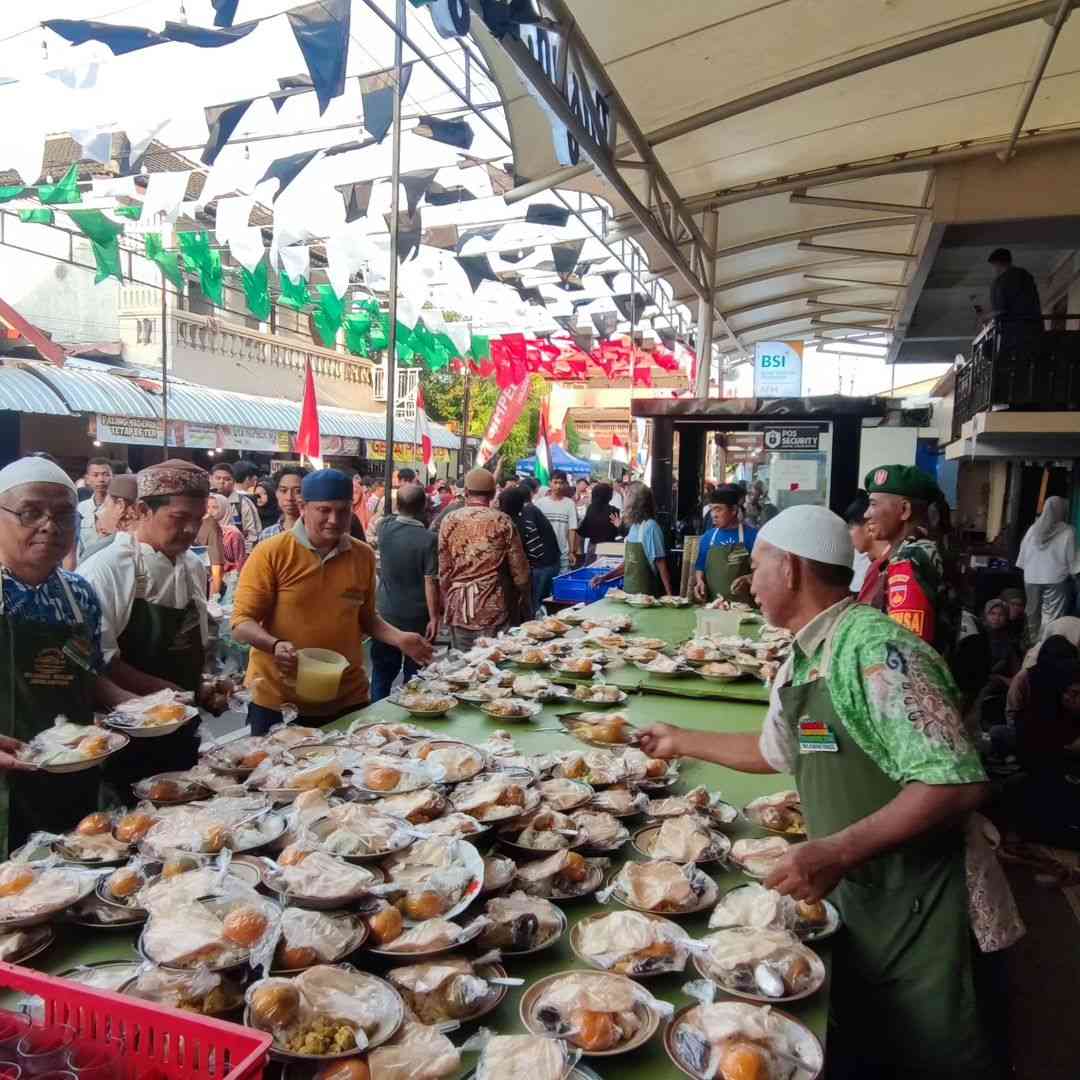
top-left (951, 315), bottom-right (1080, 440)
top-left (171, 310), bottom-right (374, 388)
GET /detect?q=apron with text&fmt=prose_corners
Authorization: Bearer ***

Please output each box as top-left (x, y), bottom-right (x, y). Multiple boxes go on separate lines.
top-left (101, 556), bottom-right (204, 802)
top-left (623, 537), bottom-right (662, 596)
top-left (703, 523), bottom-right (752, 602)
top-left (0, 571), bottom-right (100, 857)
top-left (778, 609), bottom-right (996, 1079)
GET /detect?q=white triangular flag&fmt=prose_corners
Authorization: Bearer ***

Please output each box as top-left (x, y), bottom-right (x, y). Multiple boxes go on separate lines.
top-left (141, 170), bottom-right (192, 226)
top-left (229, 227), bottom-right (266, 274)
top-left (279, 243), bottom-right (310, 283)
top-left (213, 195), bottom-right (254, 246)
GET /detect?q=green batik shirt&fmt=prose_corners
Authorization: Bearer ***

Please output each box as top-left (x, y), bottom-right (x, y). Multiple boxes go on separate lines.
top-left (760, 599), bottom-right (986, 785)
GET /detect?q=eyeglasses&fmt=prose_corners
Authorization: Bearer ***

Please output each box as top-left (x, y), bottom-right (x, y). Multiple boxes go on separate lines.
top-left (0, 506), bottom-right (79, 530)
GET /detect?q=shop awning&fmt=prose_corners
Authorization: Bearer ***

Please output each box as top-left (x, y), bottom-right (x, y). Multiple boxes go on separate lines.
top-left (26, 362), bottom-right (159, 419)
top-left (161, 383), bottom-right (299, 433)
top-left (0, 366), bottom-right (71, 416)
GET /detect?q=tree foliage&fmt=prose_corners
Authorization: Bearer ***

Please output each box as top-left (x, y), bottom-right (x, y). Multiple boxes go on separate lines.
top-left (419, 368), bottom-right (547, 480)
top-left (564, 417), bottom-right (582, 455)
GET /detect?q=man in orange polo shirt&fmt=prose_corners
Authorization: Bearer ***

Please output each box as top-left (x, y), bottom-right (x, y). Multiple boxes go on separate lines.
top-left (231, 468), bottom-right (433, 734)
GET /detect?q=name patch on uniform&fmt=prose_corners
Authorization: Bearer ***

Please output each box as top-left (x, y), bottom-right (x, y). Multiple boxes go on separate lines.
top-left (798, 715), bottom-right (839, 753)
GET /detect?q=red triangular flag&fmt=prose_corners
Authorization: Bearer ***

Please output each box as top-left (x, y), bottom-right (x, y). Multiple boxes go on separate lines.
top-left (296, 359), bottom-right (323, 467)
top-left (416, 385), bottom-right (435, 477)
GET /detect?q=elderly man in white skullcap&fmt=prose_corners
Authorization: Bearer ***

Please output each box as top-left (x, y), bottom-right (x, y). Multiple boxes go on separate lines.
top-left (0, 456), bottom-right (132, 855)
top-left (641, 504), bottom-right (1021, 1080)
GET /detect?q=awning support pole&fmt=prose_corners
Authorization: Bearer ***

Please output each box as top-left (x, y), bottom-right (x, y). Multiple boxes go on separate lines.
top-left (160, 280), bottom-right (168, 459)
top-left (695, 211), bottom-right (718, 398)
top-left (383, 0), bottom-right (406, 496)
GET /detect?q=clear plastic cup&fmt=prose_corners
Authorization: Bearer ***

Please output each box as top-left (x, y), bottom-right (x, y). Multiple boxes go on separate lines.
top-left (16, 1027), bottom-right (76, 1076)
top-left (0, 1014), bottom-right (30, 1055)
top-left (295, 648), bottom-right (348, 703)
top-left (0, 1060), bottom-right (22, 1080)
top-left (65, 1043), bottom-right (122, 1080)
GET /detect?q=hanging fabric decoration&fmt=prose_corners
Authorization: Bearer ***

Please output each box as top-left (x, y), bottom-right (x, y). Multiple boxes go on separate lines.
top-left (92, 176), bottom-right (137, 200)
top-left (287, 0), bottom-right (352, 115)
top-left (429, 0), bottom-right (470, 38)
top-left (447, 322), bottom-right (472, 356)
top-left (633, 366), bottom-right (654, 388)
top-left (68, 210), bottom-right (123, 284)
top-left (278, 271), bottom-right (310, 310)
top-left (360, 64), bottom-right (414, 143)
top-left (456, 253), bottom-right (499, 292)
top-left (425, 181), bottom-right (475, 207)
top-left (42, 18), bottom-right (257, 55)
top-left (213, 195), bottom-right (254, 247)
top-left (37, 165), bottom-right (81, 205)
top-left (612, 292), bottom-right (648, 322)
top-left (212, 0), bottom-right (240, 26)
top-left (162, 20), bottom-right (259, 47)
top-left (336, 180), bottom-right (373, 223)
top-left (145, 233), bottom-right (185, 290)
top-left (19, 209), bottom-right (54, 224)
top-left (657, 328), bottom-right (677, 351)
top-left (201, 99), bottom-right (255, 166)
top-left (591, 311), bottom-right (619, 339)
top-left (279, 243), bottom-right (310, 282)
top-left (455, 225), bottom-right (500, 252)
top-left (552, 239), bottom-right (585, 278)
top-left (389, 210), bottom-right (422, 262)
top-left (552, 315), bottom-right (575, 334)
top-left (114, 205), bottom-right (142, 220)
top-left (312, 285), bottom-right (345, 347)
top-left (241, 260), bottom-right (271, 322)
top-left (258, 149), bottom-right (321, 201)
top-left (376, 313), bottom-right (416, 362)
top-left (525, 203), bottom-right (570, 227)
top-left (178, 231), bottom-right (223, 305)
top-left (413, 114), bottom-right (474, 149)
top-left (401, 169), bottom-right (438, 217)
top-left (229, 227), bottom-right (267, 275)
top-left (141, 170), bottom-right (192, 226)
top-left (0, 186), bottom-right (25, 203)
top-left (344, 307), bottom-right (374, 357)
top-left (600, 271), bottom-right (620, 292)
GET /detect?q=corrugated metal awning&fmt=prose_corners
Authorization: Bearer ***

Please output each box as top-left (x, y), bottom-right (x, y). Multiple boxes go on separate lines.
top-left (0, 366), bottom-right (71, 416)
top-left (163, 384), bottom-right (299, 432)
top-left (321, 408), bottom-right (384, 440)
top-left (24, 361), bottom-right (159, 419)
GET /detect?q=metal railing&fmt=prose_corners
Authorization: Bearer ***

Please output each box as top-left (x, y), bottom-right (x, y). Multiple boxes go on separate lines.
top-left (951, 315), bottom-right (1080, 439)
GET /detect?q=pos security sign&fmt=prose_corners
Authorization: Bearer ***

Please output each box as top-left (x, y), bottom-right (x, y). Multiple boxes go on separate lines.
top-left (753, 340), bottom-right (803, 397)
top-left (762, 426), bottom-right (820, 451)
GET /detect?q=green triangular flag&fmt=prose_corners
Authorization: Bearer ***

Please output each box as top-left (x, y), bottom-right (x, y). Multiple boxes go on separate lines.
top-left (470, 333), bottom-right (490, 360)
top-left (68, 210), bottom-right (123, 285)
top-left (18, 209), bottom-right (54, 224)
top-left (313, 284), bottom-right (345, 347)
top-left (378, 313), bottom-right (416, 362)
top-left (37, 165), bottom-right (81, 205)
top-left (241, 260), bottom-right (271, 322)
top-left (344, 314), bottom-right (372, 358)
top-left (115, 205), bottom-right (142, 220)
top-left (145, 232), bottom-right (184, 291)
top-left (177, 230), bottom-right (223, 305)
top-left (278, 271), bottom-right (309, 310)
top-left (0, 186), bottom-right (25, 203)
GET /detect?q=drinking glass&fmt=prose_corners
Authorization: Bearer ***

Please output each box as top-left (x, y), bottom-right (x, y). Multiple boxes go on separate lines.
top-left (16, 1026), bottom-right (76, 1076)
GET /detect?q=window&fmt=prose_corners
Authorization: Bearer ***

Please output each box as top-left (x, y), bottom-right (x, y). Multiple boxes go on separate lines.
top-left (187, 280), bottom-right (214, 316)
top-left (373, 366), bottom-right (418, 416)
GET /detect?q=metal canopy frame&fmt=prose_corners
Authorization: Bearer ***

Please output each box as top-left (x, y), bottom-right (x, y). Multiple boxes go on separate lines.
top-left (712, 216), bottom-right (919, 260)
top-left (477, 0), bottom-right (741, 364)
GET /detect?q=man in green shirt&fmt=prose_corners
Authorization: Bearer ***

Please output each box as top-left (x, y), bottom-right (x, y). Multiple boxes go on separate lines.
top-left (641, 504), bottom-right (1021, 1079)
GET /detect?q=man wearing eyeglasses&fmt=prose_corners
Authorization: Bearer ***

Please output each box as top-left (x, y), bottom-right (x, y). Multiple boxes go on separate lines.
top-left (0, 456), bottom-right (132, 856)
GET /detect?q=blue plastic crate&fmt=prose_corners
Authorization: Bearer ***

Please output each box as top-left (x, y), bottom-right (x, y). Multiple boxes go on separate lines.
top-left (552, 558), bottom-right (623, 602)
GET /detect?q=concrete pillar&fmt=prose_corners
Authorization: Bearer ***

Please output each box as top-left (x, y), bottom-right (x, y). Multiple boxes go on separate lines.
top-left (693, 211), bottom-right (719, 398)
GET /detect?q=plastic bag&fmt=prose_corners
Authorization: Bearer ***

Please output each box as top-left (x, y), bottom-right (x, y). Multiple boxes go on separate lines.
top-left (369, 1020), bottom-right (461, 1080)
top-left (464, 1030), bottom-right (580, 1080)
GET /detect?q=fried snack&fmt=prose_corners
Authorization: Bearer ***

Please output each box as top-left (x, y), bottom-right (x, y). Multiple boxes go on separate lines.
top-left (76, 812), bottom-right (112, 836)
top-left (147, 779), bottom-right (184, 801)
top-left (250, 982), bottom-right (300, 1028)
top-left (106, 867), bottom-right (144, 900)
top-left (115, 812), bottom-right (155, 844)
top-left (146, 703), bottom-right (188, 725)
top-left (222, 905), bottom-right (269, 947)
top-left (0, 865), bottom-right (33, 897)
top-left (368, 903), bottom-right (404, 946)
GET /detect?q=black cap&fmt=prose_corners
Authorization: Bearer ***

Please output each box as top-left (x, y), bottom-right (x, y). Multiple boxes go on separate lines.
top-left (988, 247), bottom-right (1012, 264)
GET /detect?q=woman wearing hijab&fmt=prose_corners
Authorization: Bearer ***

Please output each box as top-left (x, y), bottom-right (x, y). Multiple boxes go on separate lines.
top-left (1017, 495), bottom-right (1077, 640)
top-left (951, 598), bottom-right (1022, 734)
top-left (576, 482), bottom-right (620, 561)
top-left (253, 479), bottom-right (278, 531)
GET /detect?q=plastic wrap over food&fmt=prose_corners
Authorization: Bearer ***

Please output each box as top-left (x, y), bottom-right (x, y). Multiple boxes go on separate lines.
top-left (278, 907), bottom-right (365, 962)
top-left (268, 852), bottom-right (380, 901)
top-left (569, 810), bottom-right (627, 848)
top-left (536, 971), bottom-right (672, 1019)
top-left (369, 1020), bottom-right (461, 1080)
top-left (378, 915), bottom-right (491, 955)
top-left (387, 957), bottom-right (499, 1023)
top-left (479, 892), bottom-right (562, 952)
top-left (467, 1030), bottom-right (579, 1080)
top-left (648, 816), bottom-right (716, 862)
top-left (125, 963), bottom-right (226, 1009)
top-left (589, 787), bottom-right (648, 816)
top-left (481, 855), bottom-right (516, 893)
top-left (729, 837), bottom-right (790, 877)
top-left (708, 884), bottom-right (799, 932)
top-left (606, 860), bottom-right (700, 910)
top-left (0, 861), bottom-right (94, 918)
top-left (576, 911), bottom-right (694, 972)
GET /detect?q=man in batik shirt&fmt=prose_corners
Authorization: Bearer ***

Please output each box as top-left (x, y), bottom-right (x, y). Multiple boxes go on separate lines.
top-left (860, 463), bottom-right (952, 652)
top-left (438, 468), bottom-right (530, 651)
top-left (639, 505), bottom-right (1022, 1080)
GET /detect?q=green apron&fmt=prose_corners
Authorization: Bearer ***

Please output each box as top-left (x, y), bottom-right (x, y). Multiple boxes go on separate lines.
top-left (703, 522), bottom-right (752, 602)
top-left (0, 570), bottom-right (100, 857)
top-left (101, 557), bottom-right (204, 803)
top-left (778, 608), bottom-right (996, 1079)
top-left (623, 537), bottom-right (662, 597)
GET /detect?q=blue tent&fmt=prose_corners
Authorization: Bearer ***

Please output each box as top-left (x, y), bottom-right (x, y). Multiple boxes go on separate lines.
top-left (516, 444), bottom-right (593, 478)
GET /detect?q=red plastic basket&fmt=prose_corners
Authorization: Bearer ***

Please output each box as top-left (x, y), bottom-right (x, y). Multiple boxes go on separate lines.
top-left (0, 961), bottom-right (271, 1080)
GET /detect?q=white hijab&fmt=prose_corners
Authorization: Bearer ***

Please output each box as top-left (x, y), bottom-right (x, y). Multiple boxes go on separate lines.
top-left (1024, 495), bottom-right (1069, 550)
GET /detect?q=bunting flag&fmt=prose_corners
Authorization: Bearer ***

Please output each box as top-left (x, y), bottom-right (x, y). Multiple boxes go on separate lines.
top-left (19, 209), bottom-right (54, 225)
top-left (416, 385), bottom-right (436, 477)
top-left (425, 181), bottom-right (475, 207)
top-left (212, 0), bottom-right (240, 27)
top-left (0, 187), bottom-right (25, 203)
top-left (457, 253), bottom-right (499, 292)
top-left (612, 292), bottom-right (648, 322)
top-left (278, 270), bottom-right (309, 309)
top-left (296, 359), bottom-right (323, 468)
top-left (552, 239), bottom-right (585, 278)
top-left (201, 99), bottom-right (254, 166)
top-left (401, 169), bottom-right (438, 217)
top-left (312, 285), bottom-right (345, 347)
top-left (145, 233), bottom-right (184, 290)
top-left (141, 170), bottom-right (191, 225)
top-left (611, 433), bottom-right (629, 465)
top-left (633, 366), bottom-right (653, 388)
top-left (526, 203), bottom-right (570, 227)
top-left (259, 149), bottom-right (321, 201)
top-left (361, 65), bottom-right (414, 143)
top-left (534, 401), bottom-right (552, 486)
top-left (591, 311), bottom-right (619, 339)
top-left (336, 180), bottom-right (373, 223)
top-left (287, 0), bottom-right (351, 115)
top-left (392, 210), bottom-right (422, 262)
top-left (42, 18), bottom-right (257, 55)
top-left (68, 210), bottom-right (123, 284)
top-left (37, 166), bottom-right (80, 206)
top-left (241, 260), bottom-right (271, 322)
top-left (344, 308), bottom-right (374, 357)
top-left (178, 231), bottom-right (223, 304)
top-left (413, 114), bottom-right (474, 149)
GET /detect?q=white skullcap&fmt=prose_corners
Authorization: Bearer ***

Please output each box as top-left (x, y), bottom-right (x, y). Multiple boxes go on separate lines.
top-left (757, 504), bottom-right (854, 568)
top-left (0, 457), bottom-right (77, 497)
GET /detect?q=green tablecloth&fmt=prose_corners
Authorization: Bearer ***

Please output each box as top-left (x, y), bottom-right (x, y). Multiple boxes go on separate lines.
top-left (28, 600), bottom-right (827, 1079)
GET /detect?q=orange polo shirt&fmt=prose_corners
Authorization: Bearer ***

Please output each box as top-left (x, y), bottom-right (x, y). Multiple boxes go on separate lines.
top-left (231, 524), bottom-right (375, 715)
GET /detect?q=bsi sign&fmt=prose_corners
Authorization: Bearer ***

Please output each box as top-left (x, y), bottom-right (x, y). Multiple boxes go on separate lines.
top-left (753, 341), bottom-right (803, 398)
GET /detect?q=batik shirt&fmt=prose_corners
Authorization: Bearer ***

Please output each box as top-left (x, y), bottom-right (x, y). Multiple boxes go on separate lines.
top-left (760, 599), bottom-right (1025, 952)
top-left (1, 568), bottom-right (105, 673)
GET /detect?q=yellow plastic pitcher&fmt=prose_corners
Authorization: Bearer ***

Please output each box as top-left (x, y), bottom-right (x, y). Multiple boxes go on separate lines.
top-left (295, 648), bottom-right (349, 703)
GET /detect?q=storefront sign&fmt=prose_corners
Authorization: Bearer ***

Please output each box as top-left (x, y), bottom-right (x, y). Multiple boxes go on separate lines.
top-left (182, 423), bottom-right (221, 450)
top-left (320, 435), bottom-right (361, 457)
top-left (368, 440), bottom-right (449, 462)
top-left (94, 414), bottom-right (165, 445)
top-left (761, 426), bottom-right (820, 452)
top-left (226, 426), bottom-right (284, 453)
top-left (753, 341), bottom-right (803, 398)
